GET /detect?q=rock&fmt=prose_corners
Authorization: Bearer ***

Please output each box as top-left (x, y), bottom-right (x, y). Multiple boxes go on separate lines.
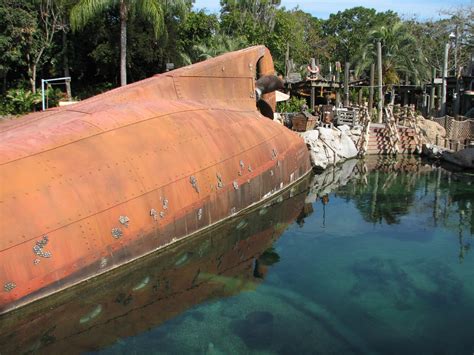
top-left (441, 148), bottom-right (474, 169)
top-left (301, 127), bottom-right (358, 170)
top-left (422, 143), bottom-right (448, 159)
top-left (337, 124), bottom-right (351, 133)
top-left (338, 132), bottom-right (358, 159)
top-left (417, 117), bottom-right (446, 144)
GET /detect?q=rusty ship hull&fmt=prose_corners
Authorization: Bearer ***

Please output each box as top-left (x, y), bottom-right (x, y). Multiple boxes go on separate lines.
top-left (0, 176), bottom-right (309, 353)
top-left (0, 46), bottom-right (311, 314)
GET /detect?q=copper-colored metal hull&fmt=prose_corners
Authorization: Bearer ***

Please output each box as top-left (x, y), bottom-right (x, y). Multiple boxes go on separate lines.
top-left (0, 176), bottom-right (309, 354)
top-left (0, 46), bottom-right (311, 314)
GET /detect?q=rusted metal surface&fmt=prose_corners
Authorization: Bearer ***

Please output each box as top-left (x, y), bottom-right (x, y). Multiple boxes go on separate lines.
top-left (0, 46), bottom-right (311, 314)
top-left (0, 177), bottom-right (309, 353)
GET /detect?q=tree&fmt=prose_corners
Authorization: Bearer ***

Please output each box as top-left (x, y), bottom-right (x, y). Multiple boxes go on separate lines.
top-left (220, 0), bottom-right (280, 45)
top-left (192, 33), bottom-right (248, 61)
top-left (178, 10), bottom-right (219, 64)
top-left (0, 0), bottom-right (36, 92)
top-left (71, 0), bottom-right (188, 86)
top-left (0, 0), bottom-right (62, 93)
top-left (354, 21), bottom-right (428, 104)
top-left (323, 7), bottom-right (399, 63)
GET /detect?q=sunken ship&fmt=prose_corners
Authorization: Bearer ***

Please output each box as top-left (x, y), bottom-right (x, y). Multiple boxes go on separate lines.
top-left (0, 46), bottom-right (311, 314)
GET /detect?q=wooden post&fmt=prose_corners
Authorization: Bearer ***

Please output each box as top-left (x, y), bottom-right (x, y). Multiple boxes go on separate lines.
top-left (403, 74), bottom-right (409, 107)
top-left (335, 62), bottom-right (341, 107)
top-left (310, 58), bottom-right (316, 111)
top-left (377, 41), bottom-right (383, 123)
top-left (369, 63), bottom-right (375, 116)
top-left (344, 62), bottom-right (350, 107)
top-left (440, 43), bottom-right (449, 116)
top-left (430, 67), bottom-right (436, 116)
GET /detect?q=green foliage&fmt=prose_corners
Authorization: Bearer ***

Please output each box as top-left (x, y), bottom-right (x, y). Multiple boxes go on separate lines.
top-left (0, 88), bottom-right (42, 115)
top-left (277, 96), bottom-right (307, 113)
top-left (1, 2), bottom-right (473, 102)
top-left (354, 21), bottom-right (428, 85)
top-left (323, 7), bottom-right (399, 64)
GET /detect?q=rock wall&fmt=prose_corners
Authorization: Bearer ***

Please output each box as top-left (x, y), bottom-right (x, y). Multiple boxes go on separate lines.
top-left (416, 116), bottom-right (446, 144)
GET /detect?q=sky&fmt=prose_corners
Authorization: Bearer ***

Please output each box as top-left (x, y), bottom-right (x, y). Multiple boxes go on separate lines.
top-left (192, 0), bottom-right (472, 19)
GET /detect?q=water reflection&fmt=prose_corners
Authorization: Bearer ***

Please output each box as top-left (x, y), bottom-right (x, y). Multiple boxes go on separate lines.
top-left (0, 177), bottom-right (310, 354)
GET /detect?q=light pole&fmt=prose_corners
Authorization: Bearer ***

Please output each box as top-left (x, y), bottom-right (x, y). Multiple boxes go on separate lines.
top-left (450, 28), bottom-right (460, 117)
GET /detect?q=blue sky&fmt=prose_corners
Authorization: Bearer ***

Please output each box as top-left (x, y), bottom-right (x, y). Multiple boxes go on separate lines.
top-left (192, 0), bottom-right (472, 19)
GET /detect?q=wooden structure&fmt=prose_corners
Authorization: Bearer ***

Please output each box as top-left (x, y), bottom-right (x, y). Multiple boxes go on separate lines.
top-left (366, 124), bottom-right (417, 155)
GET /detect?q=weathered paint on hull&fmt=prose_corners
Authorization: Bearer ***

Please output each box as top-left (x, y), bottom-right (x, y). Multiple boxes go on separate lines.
top-left (0, 175), bottom-right (309, 353)
top-left (0, 46), bottom-right (311, 314)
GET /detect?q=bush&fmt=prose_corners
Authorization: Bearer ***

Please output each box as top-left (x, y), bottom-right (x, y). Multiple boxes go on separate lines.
top-left (277, 96), bottom-right (308, 113)
top-left (0, 88), bottom-right (42, 115)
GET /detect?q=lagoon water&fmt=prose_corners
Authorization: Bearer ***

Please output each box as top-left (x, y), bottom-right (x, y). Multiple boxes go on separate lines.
top-left (2, 157), bottom-right (473, 354)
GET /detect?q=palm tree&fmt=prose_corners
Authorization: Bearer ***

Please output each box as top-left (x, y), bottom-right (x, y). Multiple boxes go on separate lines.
top-left (70, 0), bottom-right (187, 86)
top-left (192, 34), bottom-right (248, 62)
top-left (354, 22), bottom-right (429, 103)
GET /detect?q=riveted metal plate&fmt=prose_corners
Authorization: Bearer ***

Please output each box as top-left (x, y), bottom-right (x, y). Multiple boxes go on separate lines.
top-left (33, 235), bottom-right (52, 258)
top-left (4, 282), bottom-right (16, 292)
top-left (111, 227), bottom-right (123, 239)
top-left (119, 215), bottom-right (130, 227)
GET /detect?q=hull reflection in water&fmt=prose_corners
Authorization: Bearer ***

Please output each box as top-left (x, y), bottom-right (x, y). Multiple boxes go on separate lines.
top-left (0, 176), bottom-right (310, 354)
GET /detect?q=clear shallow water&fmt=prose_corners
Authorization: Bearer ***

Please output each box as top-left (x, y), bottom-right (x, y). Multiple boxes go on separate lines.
top-left (2, 157), bottom-right (473, 354)
top-left (95, 158), bottom-right (474, 355)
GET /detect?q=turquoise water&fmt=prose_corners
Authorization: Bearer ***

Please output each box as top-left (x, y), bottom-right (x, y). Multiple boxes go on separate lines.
top-left (94, 158), bottom-right (474, 355)
top-left (1, 158), bottom-right (473, 354)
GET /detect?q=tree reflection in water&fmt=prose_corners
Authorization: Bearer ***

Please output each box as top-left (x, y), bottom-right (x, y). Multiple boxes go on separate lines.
top-left (332, 156), bottom-right (473, 262)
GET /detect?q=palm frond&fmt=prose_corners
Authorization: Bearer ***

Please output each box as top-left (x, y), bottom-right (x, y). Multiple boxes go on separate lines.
top-left (70, 0), bottom-right (116, 31)
top-left (136, 0), bottom-right (164, 38)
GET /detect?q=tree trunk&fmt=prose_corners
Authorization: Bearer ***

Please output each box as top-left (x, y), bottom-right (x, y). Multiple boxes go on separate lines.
top-left (120, 0), bottom-right (128, 87)
top-left (377, 41), bottom-right (383, 123)
top-left (63, 31), bottom-right (72, 100)
top-left (369, 63), bottom-right (374, 116)
top-left (30, 64), bottom-right (37, 93)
